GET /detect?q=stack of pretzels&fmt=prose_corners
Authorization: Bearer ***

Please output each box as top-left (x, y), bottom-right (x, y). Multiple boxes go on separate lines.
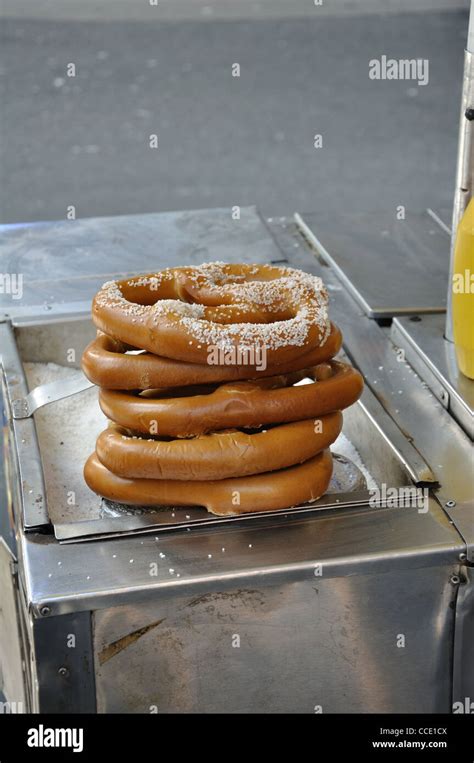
top-left (82, 262), bottom-right (363, 516)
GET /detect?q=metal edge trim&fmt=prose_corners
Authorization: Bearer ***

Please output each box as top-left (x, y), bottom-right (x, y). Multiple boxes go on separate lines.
top-left (0, 322), bottom-right (50, 528)
top-left (356, 392), bottom-right (436, 485)
top-left (9, 305), bottom-right (91, 327)
top-left (53, 493), bottom-right (380, 543)
top-left (391, 318), bottom-right (474, 439)
top-left (29, 537), bottom-right (464, 618)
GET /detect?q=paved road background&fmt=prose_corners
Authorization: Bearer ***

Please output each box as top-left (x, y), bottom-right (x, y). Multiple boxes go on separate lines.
top-left (0, 1), bottom-right (470, 223)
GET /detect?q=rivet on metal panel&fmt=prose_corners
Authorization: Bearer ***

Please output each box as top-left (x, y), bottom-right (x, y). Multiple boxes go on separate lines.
top-left (450, 575), bottom-right (461, 586)
top-left (445, 500), bottom-right (456, 508)
top-left (458, 553), bottom-right (467, 562)
top-left (39, 605), bottom-right (51, 617)
top-left (58, 667), bottom-right (69, 677)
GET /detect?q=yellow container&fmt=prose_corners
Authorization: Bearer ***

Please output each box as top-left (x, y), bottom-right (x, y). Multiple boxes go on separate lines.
top-left (452, 198), bottom-right (474, 379)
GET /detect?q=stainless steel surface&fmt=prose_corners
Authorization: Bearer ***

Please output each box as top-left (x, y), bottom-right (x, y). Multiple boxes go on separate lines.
top-left (55, 494), bottom-right (374, 545)
top-left (20, 494), bottom-right (463, 618)
top-left (0, 368), bottom-right (18, 556)
top-left (58, 494), bottom-right (377, 544)
top-left (336, 351), bottom-right (435, 487)
top-left (294, 210), bottom-right (450, 318)
top-left (0, 322), bottom-right (49, 528)
top-left (446, 42), bottom-right (474, 341)
top-left (279, 215), bottom-right (474, 559)
top-left (93, 564), bottom-right (457, 713)
top-left (14, 317), bottom-right (96, 368)
top-left (350, 387), bottom-right (435, 485)
top-left (0, 206), bottom-right (285, 322)
top-left (0, 539), bottom-right (26, 710)
top-left (452, 565), bottom-right (474, 708)
top-left (12, 376), bottom-right (94, 419)
top-left (391, 314), bottom-right (474, 439)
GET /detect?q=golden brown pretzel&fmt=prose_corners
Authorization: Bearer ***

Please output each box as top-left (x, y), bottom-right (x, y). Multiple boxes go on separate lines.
top-left (92, 262), bottom-right (330, 367)
top-left (81, 323), bottom-right (343, 390)
top-left (84, 448), bottom-right (334, 516)
top-left (95, 413), bottom-right (342, 481)
top-left (99, 360), bottom-right (362, 437)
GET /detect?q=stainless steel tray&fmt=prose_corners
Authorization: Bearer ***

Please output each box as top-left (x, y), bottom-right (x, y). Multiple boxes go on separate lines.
top-left (1, 315), bottom-right (425, 543)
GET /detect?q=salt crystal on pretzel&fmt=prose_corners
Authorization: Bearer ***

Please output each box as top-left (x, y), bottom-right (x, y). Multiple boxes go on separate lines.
top-left (92, 262), bottom-right (330, 368)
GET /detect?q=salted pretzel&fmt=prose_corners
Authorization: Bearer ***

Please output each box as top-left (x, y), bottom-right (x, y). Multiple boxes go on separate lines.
top-left (84, 261), bottom-right (364, 517)
top-left (92, 262), bottom-right (330, 368)
top-left (84, 448), bottom-right (334, 516)
top-left (98, 361), bottom-right (362, 437)
top-left (95, 412), bottom-right (342, 481)
top-left (82, 323), bottom-right (343, 390)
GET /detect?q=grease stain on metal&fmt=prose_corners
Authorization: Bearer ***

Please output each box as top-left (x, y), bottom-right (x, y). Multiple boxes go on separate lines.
top-left (185, 589), bottom-right (266, 613)
top-left (98, 618), bottom-right (166, 665)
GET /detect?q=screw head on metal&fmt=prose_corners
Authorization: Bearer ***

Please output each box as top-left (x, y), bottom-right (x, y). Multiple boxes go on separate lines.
top-left (450, 574), bottom-right (460, 585)
top-left (39, 605), bottom-right (51, 617)
top-left (445, 500), bottom-right (456, 509)
top-left (58, 667), bottom-right (69, 677)
top-left (459, 553), bottom-right (467, 562)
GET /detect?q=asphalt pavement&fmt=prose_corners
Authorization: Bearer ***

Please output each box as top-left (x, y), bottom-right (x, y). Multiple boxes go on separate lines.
top-left (0, 4), bottom-right (470, 223)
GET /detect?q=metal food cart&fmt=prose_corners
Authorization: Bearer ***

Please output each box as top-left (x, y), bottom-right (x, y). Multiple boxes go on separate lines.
top-left (0, 203), bottom-right (472, 713)
top-left (0, 3), bottom-right (473, 715)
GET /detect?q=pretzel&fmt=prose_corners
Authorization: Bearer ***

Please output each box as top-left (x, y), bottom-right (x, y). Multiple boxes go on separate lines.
top-left (81, 323), bottom-right (343, 390)
top-left (84, 448), bottom-right (334, 516)
top-left (95, 412), bottom-right (342, 481)
top-left (92, 262), bottom-right (330, 368)
top-left (98, 360), bottom-right (362, 437)
top-left (84, 261), bottom-right (364, 516)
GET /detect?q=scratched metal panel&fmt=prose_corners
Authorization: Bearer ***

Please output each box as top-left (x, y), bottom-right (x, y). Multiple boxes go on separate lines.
top-left (0, 207), bottom-right (285, 321)
top-left (298, 209), bottom-right (450, 317)
top-left (93, 564), bottom-right (455, 713)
